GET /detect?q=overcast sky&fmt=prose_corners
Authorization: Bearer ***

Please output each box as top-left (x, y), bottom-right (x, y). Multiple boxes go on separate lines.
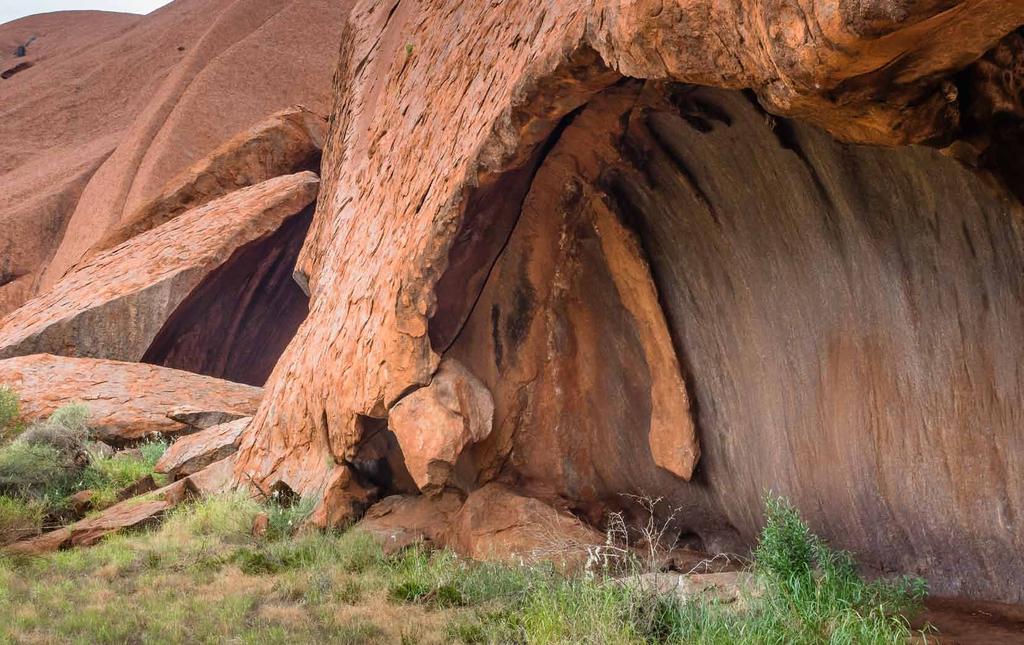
top-left (0, 1), bottom-right (171, 26)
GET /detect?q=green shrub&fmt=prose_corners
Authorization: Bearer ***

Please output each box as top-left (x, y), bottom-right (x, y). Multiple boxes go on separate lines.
top-left (0, 387), bottom-right (19, 436)
top-left (0, 440), bottom-right (72, 500)
top-left (265, 493), bottom-right (317, 540)
top-left (0, 495), bottom-right (44, 544)
top-left (81, 440), bottom-right (168, 507)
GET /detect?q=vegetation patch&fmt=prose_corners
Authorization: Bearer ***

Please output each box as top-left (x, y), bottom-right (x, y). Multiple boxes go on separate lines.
top-left (0, 395), bottom-right (167, 542)
top-left (0, 490), bottom-right (932, 643)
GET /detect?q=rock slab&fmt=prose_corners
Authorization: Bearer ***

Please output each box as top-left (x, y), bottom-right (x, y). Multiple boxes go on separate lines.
top-left (0, 354), bottom-right (261, 445)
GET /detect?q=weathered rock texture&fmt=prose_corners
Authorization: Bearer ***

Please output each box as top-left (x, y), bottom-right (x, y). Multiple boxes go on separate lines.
top-left (0, 354), bottom-right (261, 444)
top-left (0, 2), bottom-right (350, 315)
top-left (231, 0), bottom-right (1024, 603)
top-left (155, 417), bottom-right (251, 479)
top-left (0, 172), bottom-right (317, 384)
top-left (388, 358), bottom-right (495, 492)
top-left (85, 107), bottom-right (326, 259)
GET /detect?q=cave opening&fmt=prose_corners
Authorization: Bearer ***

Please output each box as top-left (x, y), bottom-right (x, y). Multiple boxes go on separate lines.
top-left (430, 68), bottom-right (1024, 600)
top-left (141, 204), bottom-right (314, 386)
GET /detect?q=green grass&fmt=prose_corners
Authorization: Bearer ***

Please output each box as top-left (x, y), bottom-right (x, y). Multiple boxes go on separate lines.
top-left (80, 440), bottom-right (168, 508)
top-left (0, 487), bottom-right (931, 644)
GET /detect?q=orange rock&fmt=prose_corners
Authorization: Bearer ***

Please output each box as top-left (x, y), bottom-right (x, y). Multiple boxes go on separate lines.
top-left (444, 484), bottom-right (603, 567)
top-left (85, 107), bottom-right (327, 259)
top-left (155, 417), bottom-right (251, 479)
top-left (0, 173), bottom-right (318, 365)
top-left (230, 1), bottom-right (1024, 604)
top-left (0, 3), bottom-right (350, 315)
top-left (357, 492), bottom-right (465, 554)
top-left (388, 359), bottom-right (493, 493)
top-left (251, 512), bottom-right (270, 538)
top-left (68, 479), bottom-right (192, 548)
top-left (0, 354), bottom-right (261, 445)
top-left (69, 490), bottom-right (95, 517)
top-left (185, 457), bottom-right (236, 497)
top-left (3, 528), bottom-right (72, 556)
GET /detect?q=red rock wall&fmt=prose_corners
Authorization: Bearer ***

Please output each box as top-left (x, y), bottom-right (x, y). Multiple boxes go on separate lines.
top-left (0, 1), bottom-right (350, 315)
top-left (225, 0), bottom-right (1024, 601)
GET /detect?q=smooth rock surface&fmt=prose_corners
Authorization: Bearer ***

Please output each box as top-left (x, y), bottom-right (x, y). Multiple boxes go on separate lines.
top-left (0, 2), bottom-right (350, 314)
top-left (0, 354), bottom-right (261, 444)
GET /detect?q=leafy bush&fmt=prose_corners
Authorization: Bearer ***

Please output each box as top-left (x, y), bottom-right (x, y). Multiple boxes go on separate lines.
top-left (0, 440), bottom-right (72, 500)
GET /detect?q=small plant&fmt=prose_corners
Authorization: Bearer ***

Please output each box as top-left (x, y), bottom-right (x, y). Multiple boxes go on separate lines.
top-left (0, 440), bottom-right (71, 500)
top-left (0, 387), bottom-right (19, 437)
top-left (0, 495), bottom-right (44, 544)
top-left (80, 439), bottom-right (168, 507)
top-left (265, 491), bottom-right (316, 540)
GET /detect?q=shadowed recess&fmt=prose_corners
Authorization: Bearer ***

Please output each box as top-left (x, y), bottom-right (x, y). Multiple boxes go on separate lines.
top-left (141, 205), bottom-right (314, 386)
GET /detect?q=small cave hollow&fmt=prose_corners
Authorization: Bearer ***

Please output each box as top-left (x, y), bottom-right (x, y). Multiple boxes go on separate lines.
top-left (1, 61), bottom-right (34, 79)
top-left (141, 205), bottom-right (314, 386)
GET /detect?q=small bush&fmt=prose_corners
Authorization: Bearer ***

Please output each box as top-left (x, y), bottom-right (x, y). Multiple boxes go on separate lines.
top-left (0, 440), bottom-right (71, 500)
top-left (0, 495), bottom-right (44, 544)
top-left (81, 440), bottom-right (168, 507)
top-left (265, 493), bottom-right (317, 540)
top-left (0, 387), bottom-right (19, 436)
top-left (0, 403), bottom-right (94, 502)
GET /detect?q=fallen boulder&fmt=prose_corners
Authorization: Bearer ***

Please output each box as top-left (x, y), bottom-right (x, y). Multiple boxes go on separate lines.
top-left (155, 417), bottom-right (251, 479)
top-left (0, 354), bottom-right (261, 445)
top-left (388, 358), bottom-right (494, 492)
top-left (3, 457), bottom-right (237, 556)
top-left (166, 408), bottom-right (249, 433)
top-left (444, 484), bottom-right (603, 566)
top-left (0, 172), bottom-right (318, 364)
top-left (357, 492), bottom-right (465, 554)
top-left (69, 478), bottom-right (192, 547)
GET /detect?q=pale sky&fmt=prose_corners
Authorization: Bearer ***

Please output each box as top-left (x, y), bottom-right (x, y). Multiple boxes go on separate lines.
top-left (0, 1), bottom-right (172, 26)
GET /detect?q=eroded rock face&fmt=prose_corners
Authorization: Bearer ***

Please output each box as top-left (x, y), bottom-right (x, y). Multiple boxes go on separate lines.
top-left (231, 0), bottom-right (1024, 602)
top-left (0, 173), bottom-right (318, 375)
top-left (388, 358), bottom-right (494, 492)
top-left (0, 354), bottom-right (261, 444)
top-left (0, 3), bottom-right (350, 315)
top-left (85, 107), bottom-right (327, 259)
top-left (155, 417), bottom-right (251, 479)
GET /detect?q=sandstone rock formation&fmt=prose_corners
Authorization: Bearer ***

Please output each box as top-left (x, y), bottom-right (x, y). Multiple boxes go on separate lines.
top-left (85, 107), bottom-right (327, 259)
top-left (2, 0), bottom-right (1024, 608)
top-left (0, 354), bottom-right (261, 444)
top-left (0, 173), bottom-right (318, 384)
top-left (156, 417), bottom-right (251, 479)
top-left (0, 2), bottom-right (350, 315)
top-left (388, 358), bottom-right (494, 492)
top-left (229, 0), bottom-right (1024, 603)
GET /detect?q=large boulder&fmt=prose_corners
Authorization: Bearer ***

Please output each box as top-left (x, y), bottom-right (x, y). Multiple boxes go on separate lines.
top-left (0, 172), bottom-right (318, 372)
top-left (155, 417), bottom-right (251, 479)
top-left (388, 358), bottom-right (494, 492)
top-left (85, 107), bottom-right (327, 259)
top-left (0, 354), bottom-right (261, 445)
